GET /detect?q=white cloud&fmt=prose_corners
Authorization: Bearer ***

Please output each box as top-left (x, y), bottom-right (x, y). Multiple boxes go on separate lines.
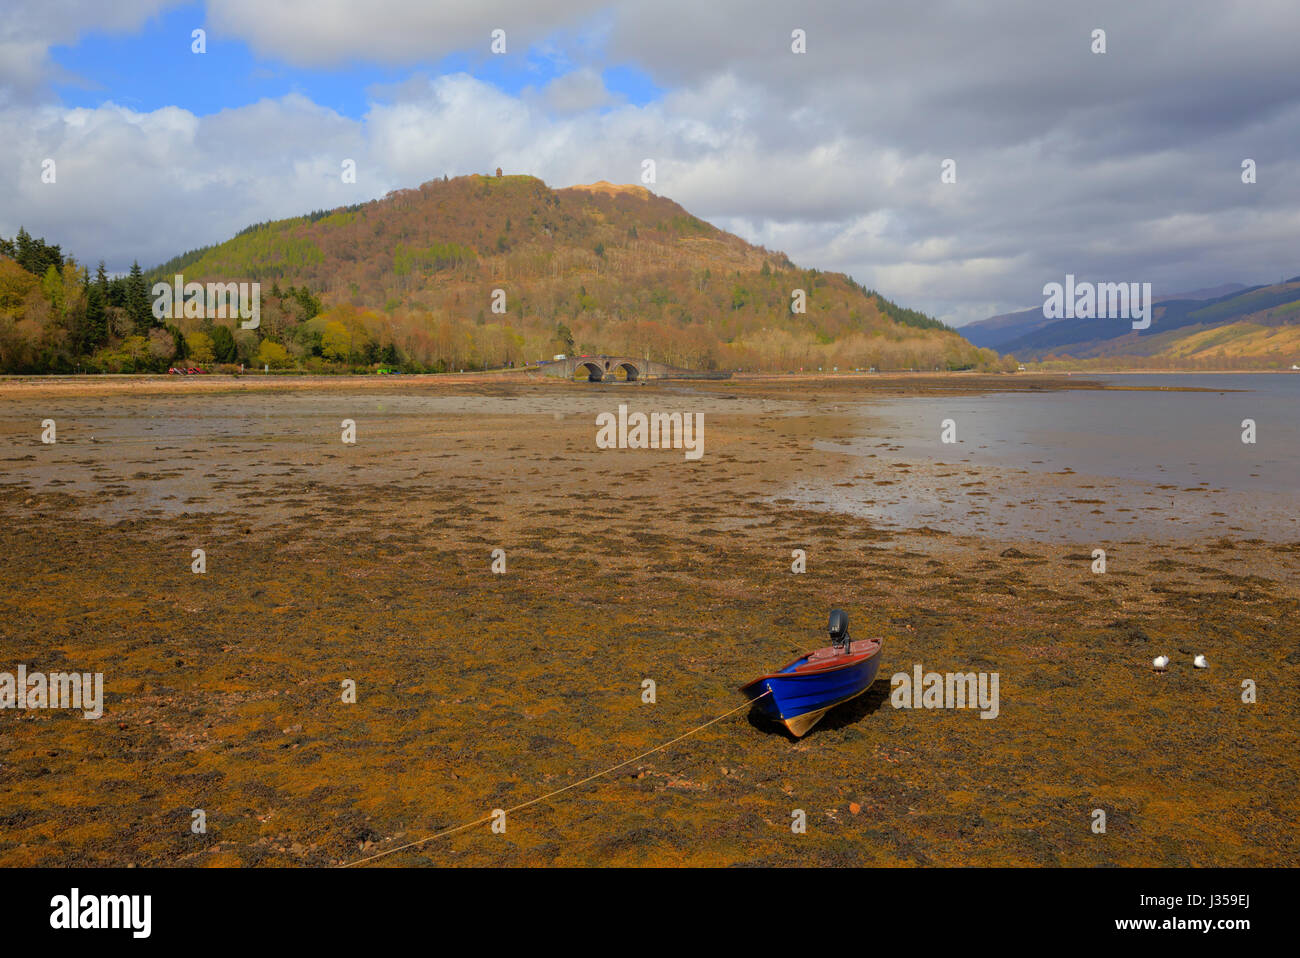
top-left (539, 67), bottom-right (616, 113)
top-left (0, 1), bottom-right (178, 103)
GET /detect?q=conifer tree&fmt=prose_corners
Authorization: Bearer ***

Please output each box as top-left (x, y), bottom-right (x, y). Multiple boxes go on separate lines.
top-left (84, 260), bottom-right (110, 347)
top-left (126, 261), bottom-right (152, 335)
top-left (84, 283), bottom-right (107, 351)
top-left (210, 323), bottom-right (237, 363)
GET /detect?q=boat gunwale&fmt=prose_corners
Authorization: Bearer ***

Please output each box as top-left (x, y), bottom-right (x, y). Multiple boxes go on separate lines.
top-left (738, 641), bottom-right (883, 692)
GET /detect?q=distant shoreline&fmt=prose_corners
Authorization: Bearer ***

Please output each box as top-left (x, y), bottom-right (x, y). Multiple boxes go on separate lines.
top-left (1029, 367), bottom-right (1297, 374)
top-left (0, 367), bottom-right (1291, 400)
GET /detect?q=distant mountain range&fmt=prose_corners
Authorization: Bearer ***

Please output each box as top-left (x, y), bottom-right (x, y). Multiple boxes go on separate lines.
top-left (961, 279), bottom-right (1300, 367)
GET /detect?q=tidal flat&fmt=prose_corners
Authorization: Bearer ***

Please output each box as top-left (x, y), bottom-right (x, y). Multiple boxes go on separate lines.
top-left (1, 372), bottom-right (1296, 866)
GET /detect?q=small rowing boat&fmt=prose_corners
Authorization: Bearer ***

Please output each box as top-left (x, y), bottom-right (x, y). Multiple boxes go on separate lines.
top-left (740, 609), bottom-right (883, 737)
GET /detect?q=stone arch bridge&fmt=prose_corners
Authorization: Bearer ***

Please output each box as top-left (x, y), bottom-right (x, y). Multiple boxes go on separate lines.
top-left (536, 355), bottom-right (730, 382)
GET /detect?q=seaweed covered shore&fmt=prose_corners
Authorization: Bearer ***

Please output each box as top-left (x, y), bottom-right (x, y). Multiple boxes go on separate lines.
top-left (1, 374), bottom-right (1296, 866)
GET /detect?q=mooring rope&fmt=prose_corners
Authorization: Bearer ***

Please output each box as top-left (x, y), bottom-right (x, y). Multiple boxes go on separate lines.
top-left (340, 690), bottom-right (770, 867)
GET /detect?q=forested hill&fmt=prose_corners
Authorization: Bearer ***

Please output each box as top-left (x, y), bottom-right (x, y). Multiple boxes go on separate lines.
top-left (1, 174), bottom-right (1005, 373)
top-left (141, 173), bottom-right (999, 372)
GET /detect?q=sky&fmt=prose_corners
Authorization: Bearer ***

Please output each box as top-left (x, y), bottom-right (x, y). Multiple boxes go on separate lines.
top-left (2, 0), bottom-right (1298, 327)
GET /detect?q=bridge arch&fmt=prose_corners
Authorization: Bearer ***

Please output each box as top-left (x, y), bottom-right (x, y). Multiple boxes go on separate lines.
top-left (613, 361), bottom-right (640, 382)
top-left (573, 360), bottom-right (604, 382)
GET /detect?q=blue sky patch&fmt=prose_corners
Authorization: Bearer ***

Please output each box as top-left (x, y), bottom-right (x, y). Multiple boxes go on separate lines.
top-left (49, 2), bottom-right (664, 118)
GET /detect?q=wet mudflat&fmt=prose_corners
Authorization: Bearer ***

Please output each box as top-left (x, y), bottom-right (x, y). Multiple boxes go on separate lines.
top-left (1, 373), bottom-right (1296, 866)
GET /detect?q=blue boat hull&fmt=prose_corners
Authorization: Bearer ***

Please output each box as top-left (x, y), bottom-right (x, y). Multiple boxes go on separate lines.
top-left (741, 647), bottom-right (882, 737)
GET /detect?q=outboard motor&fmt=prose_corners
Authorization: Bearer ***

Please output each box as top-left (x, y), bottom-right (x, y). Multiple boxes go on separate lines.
top-left (828, 608), bottom-right (850, 653)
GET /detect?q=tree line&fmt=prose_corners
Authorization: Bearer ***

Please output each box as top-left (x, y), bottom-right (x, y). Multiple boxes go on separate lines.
top-left (0, 228), bottom-right (340, 373)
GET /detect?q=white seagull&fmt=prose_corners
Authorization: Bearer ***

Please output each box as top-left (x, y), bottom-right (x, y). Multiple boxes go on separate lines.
top-left (1152, 655), bottom-right (1169, 672)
